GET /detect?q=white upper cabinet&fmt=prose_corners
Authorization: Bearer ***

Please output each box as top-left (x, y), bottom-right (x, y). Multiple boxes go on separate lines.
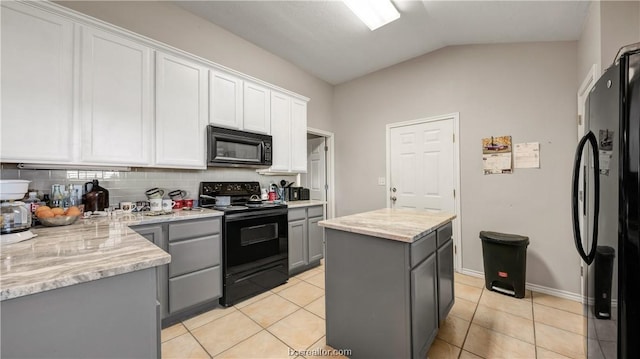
top-left (1, 3), bottom-right (75, 163)
top-left (243, 82), bottom-right (271, 135)
top-left (290, 99), bottom-right (308, 173)
top-left (80, 27), bottom-right (153, 165)
top-left (260, 92), bottom-right (308, 174)
top-left (209, 70), bottom-right (243, 130)
top-left (1, 1), bottom-right (308, 171)
top-left (155, 52), bottom-right (208, 169)
top-left (270, 92), bottom-right (292, 172)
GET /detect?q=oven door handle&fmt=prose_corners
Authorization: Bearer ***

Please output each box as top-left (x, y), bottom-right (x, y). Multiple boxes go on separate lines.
top-left (225, 209), bottom-right (288, 222)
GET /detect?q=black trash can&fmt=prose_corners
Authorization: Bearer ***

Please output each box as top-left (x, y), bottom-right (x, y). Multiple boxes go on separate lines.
top-left (480, 231), bottom-right (530, 298)
top-left (594, 245), bottom-right (616, 319)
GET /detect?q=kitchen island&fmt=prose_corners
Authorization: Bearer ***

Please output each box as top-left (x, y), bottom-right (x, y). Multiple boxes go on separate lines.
top-left (0, 209), bottom-right (222, 358)
top-left (319, 208), bottom-right (456, 359)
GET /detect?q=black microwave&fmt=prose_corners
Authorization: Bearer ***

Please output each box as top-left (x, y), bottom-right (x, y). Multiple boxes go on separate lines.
top-left (207, 126), bottom-right (272, 168)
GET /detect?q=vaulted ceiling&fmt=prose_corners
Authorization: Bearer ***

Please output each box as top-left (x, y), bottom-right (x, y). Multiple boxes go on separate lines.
top-left (174, 1), bottom-right (591, 85)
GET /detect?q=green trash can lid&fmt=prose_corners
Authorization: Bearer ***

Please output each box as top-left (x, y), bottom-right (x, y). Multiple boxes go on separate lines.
top-left (479, 231), bottom-right (530, 247)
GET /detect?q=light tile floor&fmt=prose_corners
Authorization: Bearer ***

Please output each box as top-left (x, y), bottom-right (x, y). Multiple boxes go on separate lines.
top-left (161, 266), bottom-right (591, 359)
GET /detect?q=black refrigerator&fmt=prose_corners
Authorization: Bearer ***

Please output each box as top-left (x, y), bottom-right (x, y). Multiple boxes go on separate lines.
top-left (572, 43), bottom-right (639, 359)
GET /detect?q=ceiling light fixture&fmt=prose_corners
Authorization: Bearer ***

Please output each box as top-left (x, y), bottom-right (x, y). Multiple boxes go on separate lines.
top-left (342, 0), bottom-right (400, 31)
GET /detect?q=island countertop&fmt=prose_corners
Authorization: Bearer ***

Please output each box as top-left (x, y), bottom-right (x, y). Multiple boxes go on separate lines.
top-left (0, 208), bottom-right (223, 301)
top-left (318, 208), bottom-right (455, 243)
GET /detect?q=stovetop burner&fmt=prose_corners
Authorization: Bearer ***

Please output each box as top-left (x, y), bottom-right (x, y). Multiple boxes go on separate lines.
top-left (200, 182), bottom-right (287, 213)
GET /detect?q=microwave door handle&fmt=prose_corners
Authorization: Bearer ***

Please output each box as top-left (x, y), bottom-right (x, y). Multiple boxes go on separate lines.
top-left (571, 131), bottom-right (600, 265)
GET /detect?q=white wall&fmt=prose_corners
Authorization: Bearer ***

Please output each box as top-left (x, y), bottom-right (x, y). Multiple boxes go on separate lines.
top-left (578, 1), bottom-right (640, 81)
top-left (334, 42), bottom-right (581, 294)
top-left (577, 1), bottom-right (601, 82)
top-left (600, 1), bottom-right (640, 71)
top-left (55, 1), bottom-right (334, 132)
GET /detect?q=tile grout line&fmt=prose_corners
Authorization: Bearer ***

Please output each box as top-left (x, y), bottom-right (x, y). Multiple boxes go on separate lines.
top-left (231, 276), bottom-right (326, 354)
top-left (456, 286), bottom-right (486, 359)
top-left (179, 320), bottom-right (215, 359)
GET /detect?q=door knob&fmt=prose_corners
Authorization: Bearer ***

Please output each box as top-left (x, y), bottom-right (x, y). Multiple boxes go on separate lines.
top-left (391, 196), bottom-right (397, 202)
top-left (392, 187), bottom-right (397, 192)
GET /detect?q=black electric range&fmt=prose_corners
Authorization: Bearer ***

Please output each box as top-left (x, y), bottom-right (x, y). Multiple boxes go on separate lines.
top-left (199, 182), bottom-right (287, 213)
top-left (199, 182), bottom-right (289, 306)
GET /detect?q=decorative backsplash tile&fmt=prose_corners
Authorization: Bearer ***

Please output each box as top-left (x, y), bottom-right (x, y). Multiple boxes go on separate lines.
top-left (0, 164), bottom-right (296, 206)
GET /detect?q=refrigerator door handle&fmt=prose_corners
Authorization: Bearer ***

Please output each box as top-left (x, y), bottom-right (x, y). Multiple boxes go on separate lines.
top-left (572, 130), bottom-right (600, 265)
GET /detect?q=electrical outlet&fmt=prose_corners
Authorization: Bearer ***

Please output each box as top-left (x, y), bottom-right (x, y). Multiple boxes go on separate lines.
top-left (378, 177), bottom-right (386, 186)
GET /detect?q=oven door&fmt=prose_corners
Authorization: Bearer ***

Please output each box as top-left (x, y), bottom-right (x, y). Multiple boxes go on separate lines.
top-left (224, 208), bottom-right (288, 272)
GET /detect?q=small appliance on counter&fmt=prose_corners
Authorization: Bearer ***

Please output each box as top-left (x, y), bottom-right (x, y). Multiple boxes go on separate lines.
top-left (83, 180), bottom-right (109, 212)
top-left (0, 180), bottom-right (37, 244)
top-left (300, 188), bottom-right (310, 200)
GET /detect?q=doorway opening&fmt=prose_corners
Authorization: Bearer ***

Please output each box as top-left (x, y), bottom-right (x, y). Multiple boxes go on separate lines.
top-left (299, 127), bottom-right (335, 219)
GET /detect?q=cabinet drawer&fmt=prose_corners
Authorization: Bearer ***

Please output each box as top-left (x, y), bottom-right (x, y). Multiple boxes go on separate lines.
top-left (168, 218), bottom-right (220, 242)
top-left (168, 235), bottom-right (220, 277)
top-left (411, 231), bottom-right (436, 268)
top-left (169, 266), bottom-right (221, 313)
top-left (308, 205), bottom-right (324, 218)
top-left (437, 222), bottom-right (453, 248)
top-left (288, 208), bottom-right (306, 221)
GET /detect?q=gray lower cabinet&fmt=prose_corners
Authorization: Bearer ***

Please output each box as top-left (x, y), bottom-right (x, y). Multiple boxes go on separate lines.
top-left (325, 221), bottom-right (454, 358)
top-left (288, 205), bottom-right (324, 275)
top-left (132, 216), bottom-right (222, 326)
top-left (437, 236), bottom-right (455, 321)
top-left (1, 268), bottom-right (159, 359)
top-left (135, 224), bottom-right (169, 319)
top-left (411, 251), bottom-right (439, 358)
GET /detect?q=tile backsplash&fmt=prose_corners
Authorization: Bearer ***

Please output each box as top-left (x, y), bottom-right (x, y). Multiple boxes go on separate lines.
top-left (0, 164), bottom-right (297, 206)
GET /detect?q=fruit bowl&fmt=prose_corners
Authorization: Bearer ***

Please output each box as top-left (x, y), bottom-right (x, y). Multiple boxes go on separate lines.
top-left (39, 215), bottom-right (80, 227)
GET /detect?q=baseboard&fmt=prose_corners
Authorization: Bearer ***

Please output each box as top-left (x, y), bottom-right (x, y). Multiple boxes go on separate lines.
top-left (459, 268), bottom-right (586, 304)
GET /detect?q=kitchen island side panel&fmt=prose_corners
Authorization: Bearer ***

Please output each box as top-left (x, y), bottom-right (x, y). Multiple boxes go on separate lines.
top-left (1, 268), bottom-right (159, 359)
top-left (325, 228), bottom-right (411, 359)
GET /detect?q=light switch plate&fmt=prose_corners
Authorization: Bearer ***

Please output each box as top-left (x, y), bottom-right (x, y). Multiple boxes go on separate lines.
top-left (378, 177), bottom-right (386, 185)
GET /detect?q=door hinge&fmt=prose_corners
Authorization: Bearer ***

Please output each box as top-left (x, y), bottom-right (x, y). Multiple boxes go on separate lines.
top-left (581, 266), bottom-right (584, 277)
top-left (453, 189), bottom-right (456, 198)
top-left (454, 245), bottom-right (457, 254)
top-left (453, 133), bottom-right (455, 143)
top-left (324, 146), bottom-right (328, 152)
top-left (325, 184), bottom-right (329, 191)
top-left (578, 114), bottom-right (582, 126)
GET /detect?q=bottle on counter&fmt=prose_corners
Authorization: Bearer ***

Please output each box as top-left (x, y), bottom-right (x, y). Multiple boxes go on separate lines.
top-left (51, 184), bottom-right (64, 208)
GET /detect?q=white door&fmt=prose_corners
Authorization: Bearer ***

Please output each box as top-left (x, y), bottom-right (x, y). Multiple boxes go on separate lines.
top-left (155, 52), bottom-right (208, 169)
top-left (307, 137), bottom-right (326, 201)
top-left (1, 3), bottom-right (74, 163)
top-left (390, 120), bottom-right (455, 212)
top-left (80, 27), bottom-right (153, 165)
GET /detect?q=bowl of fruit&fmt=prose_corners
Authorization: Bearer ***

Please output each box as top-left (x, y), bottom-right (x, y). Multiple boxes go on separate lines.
top-left (36, 206), bottom-right (82, 227)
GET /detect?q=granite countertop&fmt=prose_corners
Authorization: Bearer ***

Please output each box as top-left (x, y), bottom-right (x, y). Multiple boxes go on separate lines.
top-left (286, 200), bottom-right (326, 209)
top-left (0, 208), bottom-right (223, 301)
top-left (319, 208), bottom-right (456, 243)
